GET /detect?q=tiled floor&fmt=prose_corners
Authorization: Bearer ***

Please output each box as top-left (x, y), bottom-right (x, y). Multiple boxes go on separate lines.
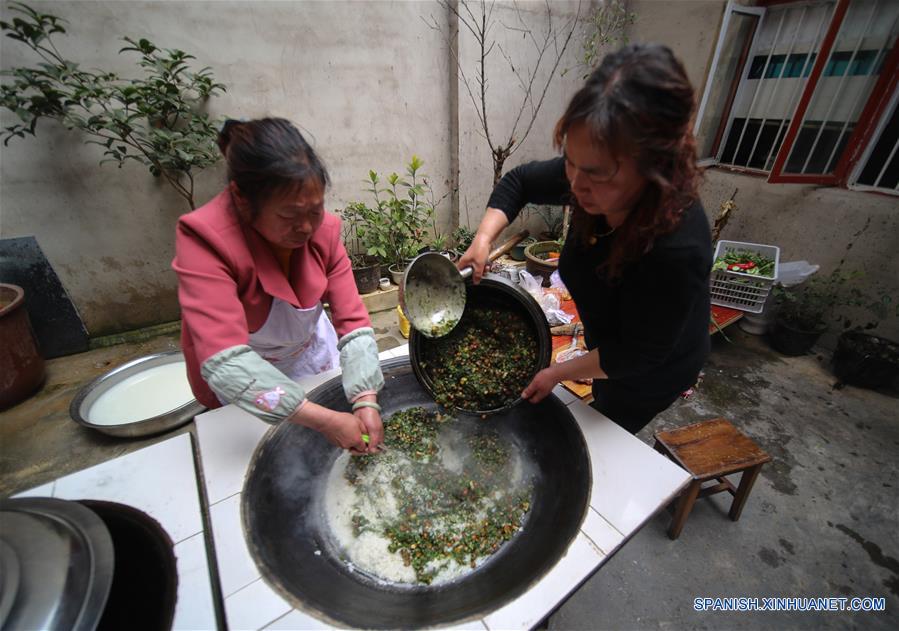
top-left (195, 344), bottom-right (691, 630)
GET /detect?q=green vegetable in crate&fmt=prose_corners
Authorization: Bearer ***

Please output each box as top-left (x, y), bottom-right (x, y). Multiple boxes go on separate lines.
top-left (712, 249), bottom-right (775, 278)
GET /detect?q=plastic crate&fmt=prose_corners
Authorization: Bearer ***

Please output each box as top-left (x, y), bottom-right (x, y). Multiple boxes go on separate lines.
top-left (710, 240), bottom-right (780, 314)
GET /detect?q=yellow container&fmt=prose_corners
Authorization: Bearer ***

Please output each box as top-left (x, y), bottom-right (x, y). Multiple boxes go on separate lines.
top-left (397, 305), bottom-right (410, 339)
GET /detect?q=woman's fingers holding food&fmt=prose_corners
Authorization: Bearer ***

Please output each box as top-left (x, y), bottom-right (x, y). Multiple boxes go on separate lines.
top-left (325, 411), bottom-right (369, 454)
top-left (354, 406), bottom-right (384, 453)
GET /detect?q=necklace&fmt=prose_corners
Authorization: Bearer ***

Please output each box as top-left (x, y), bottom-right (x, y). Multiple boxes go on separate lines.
top-left (589, 224), bottom-right (616, 245)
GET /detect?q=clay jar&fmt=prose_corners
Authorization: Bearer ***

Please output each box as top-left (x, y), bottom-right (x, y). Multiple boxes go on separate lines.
top-left (0, 283), bottom-right (46, 409)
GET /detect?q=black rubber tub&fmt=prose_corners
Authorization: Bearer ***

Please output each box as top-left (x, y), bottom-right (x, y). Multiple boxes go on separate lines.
top-left (408, 273), bottom-right (552, 416)
top-left (242, 357), bottom-right (590, 629)
top-left (832, 331), bottom-right (899, 388)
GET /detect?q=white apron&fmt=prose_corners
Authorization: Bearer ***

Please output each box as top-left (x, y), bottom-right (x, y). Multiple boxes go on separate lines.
top-left (249, 298), bottom-right (340, 380)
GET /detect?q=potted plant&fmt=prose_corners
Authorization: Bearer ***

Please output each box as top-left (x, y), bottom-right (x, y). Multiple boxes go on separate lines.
top-left (832, 293), bottom-right (899, 389)
top-left (346, 157), bottom-right (434, 285)
top-left (528, 204), bottom-right (565, 242)
top-left (769, 270), bottom-right (863, 356)
top-left (340, 203), bottom-right (381, 294)
top-left (511, 236), bottom-right (537, 261)
top-left (451, 225), bottom-right (476, 259)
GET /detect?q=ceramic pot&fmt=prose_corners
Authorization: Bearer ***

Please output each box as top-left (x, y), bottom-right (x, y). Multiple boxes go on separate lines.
top-left (523, 241), bottom-right (560, 287)
top-left (0, 283), bottom-right (45, 409)
top-left (387, 264), bottom-right (405, 285)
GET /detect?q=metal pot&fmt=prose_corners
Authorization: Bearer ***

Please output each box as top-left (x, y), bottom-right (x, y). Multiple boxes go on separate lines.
top-left (69, 351), bottom-right (205, 438)
top-left (408, 273), bottom-right (551, 416)
top-left (242, 357), bottom-right (590, 629)
top-left (0, 497), bottom-right (114, 631)
top-left (0, 497), bottom-right (178, 631)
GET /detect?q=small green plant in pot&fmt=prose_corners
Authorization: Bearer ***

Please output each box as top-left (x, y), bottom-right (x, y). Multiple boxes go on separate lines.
top-left (346, 156), bottom-right (435, 285)
top-left (832, 293), bottom-right (899, 389)
top-left (451, 225), bottom-right (476, 257)
top-left (340, 203), bottom-right (381, 294)
top-left (769, 269), bottom-right (863, 356)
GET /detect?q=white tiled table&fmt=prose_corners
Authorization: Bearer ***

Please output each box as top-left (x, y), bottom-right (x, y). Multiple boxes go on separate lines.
top-left (13, 433), bottom-right (218, 630)
top-left (195, 344), bottom-right (691, 630)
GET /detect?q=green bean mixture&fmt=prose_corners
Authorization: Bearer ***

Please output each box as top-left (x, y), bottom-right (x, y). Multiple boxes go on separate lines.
top-left (419, 305), bottom-right (538, 411)
top-left (343, 406), bottom-right (533, 584)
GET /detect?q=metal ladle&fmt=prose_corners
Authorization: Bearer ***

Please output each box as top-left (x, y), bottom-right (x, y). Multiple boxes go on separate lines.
top-left (398, 230), bottom-right (529, 338)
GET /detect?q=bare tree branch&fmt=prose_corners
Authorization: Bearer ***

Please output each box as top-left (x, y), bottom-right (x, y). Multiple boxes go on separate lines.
top-left (431, 0), bottom-right (582, 184)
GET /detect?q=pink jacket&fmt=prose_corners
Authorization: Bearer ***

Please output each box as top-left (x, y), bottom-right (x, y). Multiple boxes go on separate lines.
top-left (172, 190), bottom-right (371, 408)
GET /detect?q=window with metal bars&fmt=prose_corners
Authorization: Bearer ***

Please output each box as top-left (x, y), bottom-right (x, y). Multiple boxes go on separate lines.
top-left (695, 0), bottom-right (899, 194)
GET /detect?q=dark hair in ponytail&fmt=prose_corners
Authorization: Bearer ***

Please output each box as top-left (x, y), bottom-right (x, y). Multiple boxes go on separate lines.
top-left (554, 43), bottom-right (701, 280)
top-left (217, 118), bottom-right (330, 220)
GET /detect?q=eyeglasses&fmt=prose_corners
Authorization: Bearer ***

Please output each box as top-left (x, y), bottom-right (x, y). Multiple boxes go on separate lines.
top-left (563, 154), bottom-right (620, 184)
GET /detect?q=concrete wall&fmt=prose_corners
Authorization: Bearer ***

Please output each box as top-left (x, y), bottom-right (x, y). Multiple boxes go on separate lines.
top-left (701, 170), bottom-right (899, 347)
top-left (658, 0), bottom-right (899, 346)
top-left (1, 0), bottom-right (453, 336)
top-left (3, 0), bottom-right (896, 347)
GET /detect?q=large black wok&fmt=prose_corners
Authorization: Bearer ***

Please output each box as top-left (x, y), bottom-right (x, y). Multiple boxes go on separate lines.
top-left (242, 358), bottom-right (590, 629)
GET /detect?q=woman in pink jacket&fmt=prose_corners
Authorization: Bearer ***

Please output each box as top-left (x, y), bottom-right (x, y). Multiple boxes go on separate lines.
top-left (173, 118), bottom-right (383, 453)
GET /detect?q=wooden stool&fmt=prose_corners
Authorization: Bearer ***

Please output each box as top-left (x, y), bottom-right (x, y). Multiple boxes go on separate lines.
top-left (653, 418), bottom-right (770, 540)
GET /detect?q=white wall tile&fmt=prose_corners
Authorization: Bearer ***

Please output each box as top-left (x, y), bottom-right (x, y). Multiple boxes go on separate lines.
top-left (580, 506), bottom-right (624, 556)
top-left (209, 492), bottom-right (261, 597)
top-left (551, 384), bottom-right (578, 406)
top-left (225, 578), bottom-right (292, 631)
top-left (194, 405), bottom-right (270, 504)
top-left (53, 433), bottom-right (203, 543)
top-left (11, 481), bottom-right (55, 498)
top-left (263, 608), bottom-right (333, 630)
top-left (566, 400), bottom-right (691, 537)
top-left (483, 533), bottom-right (602, 630)
top-left (172, 532), bottom-right (217, 630)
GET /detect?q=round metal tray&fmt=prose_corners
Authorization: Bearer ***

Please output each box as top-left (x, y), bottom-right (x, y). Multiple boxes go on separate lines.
top-left (69, 351), bottom-right (205, 438)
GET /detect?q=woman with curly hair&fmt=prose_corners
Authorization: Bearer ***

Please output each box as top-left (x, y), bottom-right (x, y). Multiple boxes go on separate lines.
top-left (458, 43), bottom-right (711, 434)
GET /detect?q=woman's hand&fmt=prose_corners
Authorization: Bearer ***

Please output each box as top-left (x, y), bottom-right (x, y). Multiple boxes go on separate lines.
top-left (457, 207), bottom-right (510, 283)
top-left (457, 235), bottom-right (492, 283)
top-left (354, 406), bottom-right (384, 453)
top-left (288, 401), bottom-right (369, 453)
top-left (352, 393), bottom-right (384, 453)
top-left (522, 366), bottom-right (560, 403)
top-left (322, 411), bottom-right (370, 454)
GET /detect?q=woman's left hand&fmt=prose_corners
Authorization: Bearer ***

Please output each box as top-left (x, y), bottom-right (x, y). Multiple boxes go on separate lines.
top-left (522, 366), bottom-right (559, 403)
top-left (353, 398), bottom-right (384, 452)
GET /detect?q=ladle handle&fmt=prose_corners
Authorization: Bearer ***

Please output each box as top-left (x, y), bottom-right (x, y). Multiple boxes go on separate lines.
top-left (488, 230), bottom-right (529, 262)
top-left (458, 230), bottom-right (529, 280)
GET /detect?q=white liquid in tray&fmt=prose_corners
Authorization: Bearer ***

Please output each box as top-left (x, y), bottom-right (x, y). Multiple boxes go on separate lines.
top-left (87, 361), bottom-right (194, 426)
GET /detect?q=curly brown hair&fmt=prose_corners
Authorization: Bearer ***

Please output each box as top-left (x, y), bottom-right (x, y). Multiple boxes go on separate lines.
top-left (554, 43), bottom-right (702, 280)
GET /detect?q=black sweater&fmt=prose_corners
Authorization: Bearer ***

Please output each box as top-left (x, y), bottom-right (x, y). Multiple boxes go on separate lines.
top-left (488, 157), bottom-right (712, 398)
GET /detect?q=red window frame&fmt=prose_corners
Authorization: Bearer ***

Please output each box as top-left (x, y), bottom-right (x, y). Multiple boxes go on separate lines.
top-left (767, 0), bottom-right (899, 185)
